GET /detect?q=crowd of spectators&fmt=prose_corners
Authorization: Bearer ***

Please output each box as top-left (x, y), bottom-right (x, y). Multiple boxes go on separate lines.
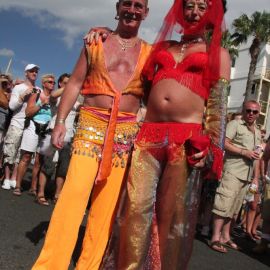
top-left (0, 64), bottom-right (82, 206)
top-left (0, 64), bottom-right (269, 255)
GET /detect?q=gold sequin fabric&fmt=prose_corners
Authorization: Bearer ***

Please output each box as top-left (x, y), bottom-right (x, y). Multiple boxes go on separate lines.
top-left (204, 78), bottom-right (229, 149)
top-left (204, 78), bottom-right (229, 179)
top-left (72, 108), bottom-right (139, 169)
top-left (100, 122), bottom-right (204, 270)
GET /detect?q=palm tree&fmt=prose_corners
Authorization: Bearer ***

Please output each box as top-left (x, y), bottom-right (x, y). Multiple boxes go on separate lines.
top-left (231, 11), bottom-right (270, 99)
top-left (221, 30), bottom-right (239, 62)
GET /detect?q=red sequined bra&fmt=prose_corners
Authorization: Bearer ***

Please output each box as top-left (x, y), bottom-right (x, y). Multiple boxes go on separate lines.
top-left (152, 50), bottom-right (209, 100)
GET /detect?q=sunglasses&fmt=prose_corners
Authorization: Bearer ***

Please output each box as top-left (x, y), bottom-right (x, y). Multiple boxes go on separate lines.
top-left (245, 109), bottom-right (259, 115)
top-left (28, 69), bottom-right (39, 73)
top-left (45, 80), bottom-right (55, 85)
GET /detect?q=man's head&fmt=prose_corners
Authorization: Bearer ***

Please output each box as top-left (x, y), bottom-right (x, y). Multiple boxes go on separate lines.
top-left (58, 73), bottom-right (71, 88)
top-left (25, 64), bottom-right (39, 83)
top-left (231, 112), bottom-right (242, 121)
top-left (0, 74), bottom-right (12, 92)
top-left (116, 0), bottom-right (149, 31)
top-left (41, 74), bottom-right (55, 92)
top-left (242, 100), bottom-right (260, 125)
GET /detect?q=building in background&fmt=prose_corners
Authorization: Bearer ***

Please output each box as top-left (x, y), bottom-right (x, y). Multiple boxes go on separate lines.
top-left (228, 39), bottom-right (270, 131)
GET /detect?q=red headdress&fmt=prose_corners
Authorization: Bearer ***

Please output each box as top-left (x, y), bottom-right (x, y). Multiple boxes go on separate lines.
top-left (142, 0), bottom-right (225, 89)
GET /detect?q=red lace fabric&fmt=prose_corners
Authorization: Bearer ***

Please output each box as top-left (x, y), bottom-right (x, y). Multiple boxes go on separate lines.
top-left (136, 122), bottom-right (202, 144)
top-left (142, 0), bottom-right (225, 90)
top-left (152, 49), bottom-right (209, 100)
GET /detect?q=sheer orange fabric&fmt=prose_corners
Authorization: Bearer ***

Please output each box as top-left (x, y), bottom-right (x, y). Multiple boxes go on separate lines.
top-left (81, 39), bottom-right (152, 97)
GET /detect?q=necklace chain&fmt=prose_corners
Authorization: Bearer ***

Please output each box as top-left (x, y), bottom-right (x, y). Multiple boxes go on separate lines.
top-left (174, 37), bottom-right (204, 68)
top-left (112, 33), bottom-right (140, 51)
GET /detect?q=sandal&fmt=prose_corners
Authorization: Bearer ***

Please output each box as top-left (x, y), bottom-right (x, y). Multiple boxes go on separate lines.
top-left (209, 241), bottom-right (228, 253)
top-left (13, 187), bottom-right (22, 196)
top-left (53, 197), bottom-right (58, 204)
top-left (28, 189), bottom-right (37, 196)
top-left (252, 233), bottom-right (261, 240)
top-left (222, 240), bottom-right (239, 250)
top-left (36, 196), bottom-right (49, 206)
top-left (245, 233), bottom-right (257, 242)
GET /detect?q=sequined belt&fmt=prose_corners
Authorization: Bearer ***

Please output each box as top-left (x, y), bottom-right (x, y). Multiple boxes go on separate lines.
top-left (73, 107), bottom-right (139, 181)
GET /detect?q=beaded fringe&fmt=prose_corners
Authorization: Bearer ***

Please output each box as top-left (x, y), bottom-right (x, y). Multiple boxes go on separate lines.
top-left (72, 111), bottom-right (139, 169)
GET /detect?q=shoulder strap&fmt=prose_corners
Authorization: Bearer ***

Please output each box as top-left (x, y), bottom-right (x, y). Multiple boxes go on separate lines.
top-left (36, 91), bottom-right (41, 102)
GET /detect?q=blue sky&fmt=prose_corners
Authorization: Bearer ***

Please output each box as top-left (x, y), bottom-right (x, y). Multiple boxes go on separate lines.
top-left (0, 0), bottom-right (268, 86)
top-left (0, 10), bottom-right (84, 81)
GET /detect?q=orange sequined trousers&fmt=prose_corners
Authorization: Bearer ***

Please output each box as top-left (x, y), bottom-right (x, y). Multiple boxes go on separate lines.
top-left (32, 107), bottom-right (139, 270)
top-left (108, 122), bottom-right (203, 270)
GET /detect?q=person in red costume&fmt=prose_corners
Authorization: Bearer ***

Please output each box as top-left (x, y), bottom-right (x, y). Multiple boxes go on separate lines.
top-left (92, 0), bottom-right (232, 269)
top-left (87, 0), bottom-right (230, 269)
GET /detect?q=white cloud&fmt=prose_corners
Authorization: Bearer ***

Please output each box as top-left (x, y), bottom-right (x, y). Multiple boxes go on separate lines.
top-left (0, 0), bottom-right (268, 47)
top-left (0, 48), bottom-right (15, 57)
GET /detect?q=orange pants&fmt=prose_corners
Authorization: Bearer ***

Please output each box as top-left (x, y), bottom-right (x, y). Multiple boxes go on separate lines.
top-left (32, 108), bottom-right (138, 270)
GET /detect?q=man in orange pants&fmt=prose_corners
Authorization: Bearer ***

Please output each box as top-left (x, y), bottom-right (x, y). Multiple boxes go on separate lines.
top-left (32, 1), bottom-right (151, 269)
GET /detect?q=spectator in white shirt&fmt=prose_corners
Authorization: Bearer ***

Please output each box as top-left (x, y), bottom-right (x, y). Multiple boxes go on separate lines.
top-left (2, 64), bottom-right (40, 190)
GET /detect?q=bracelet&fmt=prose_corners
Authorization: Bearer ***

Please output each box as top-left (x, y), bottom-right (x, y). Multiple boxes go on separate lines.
top-left (240, 149), bottom-right (244, 156)
top-left (56, 118), bottom-right (65, 125)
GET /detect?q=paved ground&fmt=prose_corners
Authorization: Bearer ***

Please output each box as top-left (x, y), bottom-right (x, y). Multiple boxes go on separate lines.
top-left (0, 182), bottom-right (269, 270)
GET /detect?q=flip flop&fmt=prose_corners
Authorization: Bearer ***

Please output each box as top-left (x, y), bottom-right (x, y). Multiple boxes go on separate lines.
top-left (252, 233), bottom-right (261, 240)
top-left (245, 233), bottom-right (257, 242)
top-left (209, 241), bottom-right (228, 253)
top-left (28, 189), bottom-right (37, 196)
top-left (222, 240), bottom-right (240, 250)
top-left (36, 196), bottom-right (49, 206)
top-left (13, 187), bottom-right (22, 196)
top-left (53, 197), bottom-right (58, 204)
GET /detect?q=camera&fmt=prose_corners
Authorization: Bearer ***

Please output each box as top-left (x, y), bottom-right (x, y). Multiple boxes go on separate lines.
top-left (32, 87), bottom-right (39, 94)
top-left (41, 103), bottom-right (50, 110)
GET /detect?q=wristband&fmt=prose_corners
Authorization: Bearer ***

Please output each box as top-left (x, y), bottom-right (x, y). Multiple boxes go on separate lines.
top-left (56, 118), bottom-right (65, 125)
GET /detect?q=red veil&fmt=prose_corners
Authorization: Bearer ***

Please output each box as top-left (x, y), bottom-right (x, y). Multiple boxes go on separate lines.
top-left (142, 0), bottom-right (225, 89)
top-left (100, 2), bottom-right (227, 270)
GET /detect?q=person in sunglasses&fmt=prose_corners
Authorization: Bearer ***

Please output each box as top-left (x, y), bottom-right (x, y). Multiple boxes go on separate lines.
top-left (13, 74), bottom-right (55, 197)
top-left (2, 64), bottom-right (40, 191)
top-left (211, 100), bottom-right (261, 253)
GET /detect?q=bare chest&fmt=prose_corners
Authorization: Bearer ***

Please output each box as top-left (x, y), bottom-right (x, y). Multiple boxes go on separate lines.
top-left (102, 38), bottom-right (141, 91)
top-left (105, 53), bottom-right (138, 75)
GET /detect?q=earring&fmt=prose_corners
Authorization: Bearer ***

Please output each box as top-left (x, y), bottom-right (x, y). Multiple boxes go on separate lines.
top-left (115, 14), bottom-right (120, 20)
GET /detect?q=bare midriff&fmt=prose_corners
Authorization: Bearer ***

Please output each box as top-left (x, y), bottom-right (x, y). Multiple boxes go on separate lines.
top-left (145, 79), bottom-right (205, 123)
top-left (83, 94), bottom-right (140, 114)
